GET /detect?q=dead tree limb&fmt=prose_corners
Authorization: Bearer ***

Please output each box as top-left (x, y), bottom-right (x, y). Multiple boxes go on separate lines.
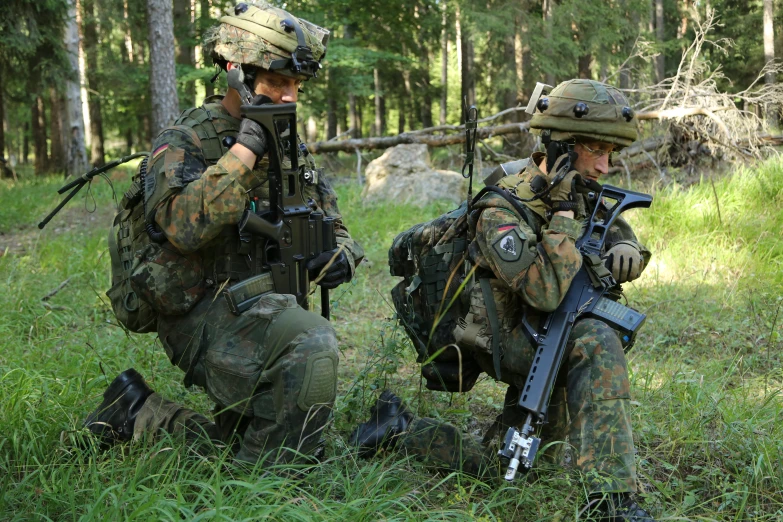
top-left (308, 105), bottom-right (742, 154)
top-left (636, 106), bottom-right (731, 120)
top-left (308, 122), bottom-right (531, 154)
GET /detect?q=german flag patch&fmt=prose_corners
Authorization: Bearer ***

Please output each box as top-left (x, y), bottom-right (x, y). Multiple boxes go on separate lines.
top-left (151, 144), bottom-right (168, 162)
top-left (497, 223), bottom-right (517, 232)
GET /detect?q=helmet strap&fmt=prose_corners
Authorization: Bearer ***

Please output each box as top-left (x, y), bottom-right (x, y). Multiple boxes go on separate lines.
top-left (209, 64), bottom-right (221, 84)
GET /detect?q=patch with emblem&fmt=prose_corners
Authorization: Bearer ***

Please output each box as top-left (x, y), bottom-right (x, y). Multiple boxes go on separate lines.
top-left (492, 226), bottom-right (526, 262)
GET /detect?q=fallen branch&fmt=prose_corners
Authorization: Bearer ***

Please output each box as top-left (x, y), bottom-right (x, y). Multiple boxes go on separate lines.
top-left (308, 104), bottom-right (741, 154)
top-left (308, 121), bottom-right (530, 154)
top-left (42, 278), bottom-right (71, 301)
top-left (636, 106), bottom-right (731, 120)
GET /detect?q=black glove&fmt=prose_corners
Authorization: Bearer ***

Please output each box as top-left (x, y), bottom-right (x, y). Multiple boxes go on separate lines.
top-left (306, 249), bottom-right (352, 289)
top-left (236, 95), bottom-right (272, 158)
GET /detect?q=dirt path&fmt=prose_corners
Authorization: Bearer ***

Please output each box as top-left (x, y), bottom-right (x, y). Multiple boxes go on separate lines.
top-left (0, 203), bottom-right (116, 257)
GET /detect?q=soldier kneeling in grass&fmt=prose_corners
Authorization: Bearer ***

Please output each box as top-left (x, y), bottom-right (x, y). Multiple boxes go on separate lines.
top-left (352, 79), bottom-right (656, 521)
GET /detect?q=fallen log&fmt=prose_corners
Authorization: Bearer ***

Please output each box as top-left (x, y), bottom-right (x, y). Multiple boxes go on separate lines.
top-left (307, 103), bottom-right (777, 155)
top-left (308, 121), bottom-right (530, 154)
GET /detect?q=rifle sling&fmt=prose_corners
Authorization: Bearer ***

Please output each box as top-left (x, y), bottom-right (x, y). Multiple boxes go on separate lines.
top-left (479, 277), bottom-right (503, 380)
top-left (584, 253), bottom-right (612, 288)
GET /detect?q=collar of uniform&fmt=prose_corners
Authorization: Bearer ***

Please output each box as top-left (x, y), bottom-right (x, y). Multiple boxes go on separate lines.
top-left (524, 151), bottom-right (547, 180)
top-left (204, 95), bottom-right (242, 127)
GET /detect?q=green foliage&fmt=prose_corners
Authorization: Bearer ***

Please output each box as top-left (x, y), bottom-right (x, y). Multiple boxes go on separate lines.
top-left (2, 159), bottom-right (783, 519)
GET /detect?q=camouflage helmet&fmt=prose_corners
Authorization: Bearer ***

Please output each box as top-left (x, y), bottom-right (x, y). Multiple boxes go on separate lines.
top-left (204, 2), bottom-right (329, 81)
top-left (529, 79), bottom-right (638, 149)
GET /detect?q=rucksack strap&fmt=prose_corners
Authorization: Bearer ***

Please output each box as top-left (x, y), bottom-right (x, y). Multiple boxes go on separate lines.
top-left (478, 277), bottom-right (503, 380)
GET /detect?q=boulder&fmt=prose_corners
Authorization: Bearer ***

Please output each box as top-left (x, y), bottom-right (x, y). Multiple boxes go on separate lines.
top-left (361, 144), bottom-right (467, 206)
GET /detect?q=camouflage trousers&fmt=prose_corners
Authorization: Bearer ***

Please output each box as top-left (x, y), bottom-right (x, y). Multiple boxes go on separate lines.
top-left (399, 318), bottom-right (638, 493)
top-left (134, 291), bottom-right (339, 465)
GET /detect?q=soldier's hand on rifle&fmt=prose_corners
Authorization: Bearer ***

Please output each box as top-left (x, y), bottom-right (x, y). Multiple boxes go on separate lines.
top-left (602, 241), bottom-right (645, 283)
top-left (307, 248), bottom-right (352, 289)
top-left (236, 95), bottom-right (272, 160)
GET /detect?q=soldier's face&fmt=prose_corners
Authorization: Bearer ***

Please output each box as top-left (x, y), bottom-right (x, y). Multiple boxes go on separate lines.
top-left (253, 70), bottom-right (303, 104)
top-left (573, 140), bottom-right (614, 182)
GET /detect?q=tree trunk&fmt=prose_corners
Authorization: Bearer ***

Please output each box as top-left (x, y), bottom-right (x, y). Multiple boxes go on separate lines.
top-left (501, 27), bottom-right (517, 115)
top-left (515, 13), bottom-right (532, 104)
top-left (201, 0), bottom-right (214, 98)
top-left (398, 90), bottom-right (406, 135)
top-left (82, 0), bottom-right (104, 166)
top-left (23, 122), bottom-right (29, 164)
top-left (440, 6), bottom-right (448, 126)
top-left (49, 88), bottom-right (65, 171)
top-left (64, 0), bottom-right (89, 176)
top-left (543, 0), bottom-right (555, 86)
top-left (763, 0), bottom-right (777, 127)
top-left (374, 68), bottom-right (386, 136)
top-left (459, 8), bottom-right (475, 123)
top-left (349, 95), bottom-right (359, 138)
top-left (327, 94), bottom-right (337, 141)
top-left (32, 96), bottom-right (48, 175)
top-left (420, 48), bottom-right (433, 128)
top-left (0, 73), bottom-right (5, 161)
top-left (357, 98), bottom-right (363, 137)
top-left (174, 0), bottom-right (195, 107)
top-left (578, 53), bottom-right (592, 79)
top-left (655, 0), bottom-right (665, 83)
top-left (147, 0), bottom-right (180, 138)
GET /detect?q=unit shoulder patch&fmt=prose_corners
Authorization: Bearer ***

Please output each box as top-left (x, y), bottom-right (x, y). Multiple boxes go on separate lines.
top-left (492, 226), bottom-right (526, 262)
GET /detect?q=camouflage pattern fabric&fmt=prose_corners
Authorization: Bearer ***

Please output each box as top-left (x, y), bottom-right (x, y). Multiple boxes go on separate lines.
top-left (529, 79), bottom-right (639, 149)
top-left (394, 157), bottom-right (647, 493)
top-left (146, 101), bottom-right (363, 273)
top-left (129, 99), bottom-right (361, 464)
top-left (400, 317), bottom-right (638, 493)
top-left (136, 291), bottom-right (338, 464)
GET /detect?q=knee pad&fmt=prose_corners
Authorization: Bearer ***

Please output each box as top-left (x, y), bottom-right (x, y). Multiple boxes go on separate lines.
top-left (295, 327), bottom-right (339, 412)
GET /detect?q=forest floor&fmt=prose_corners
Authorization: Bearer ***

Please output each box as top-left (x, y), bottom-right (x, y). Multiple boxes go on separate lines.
top-left (1, 158), bottom-right (782, 521)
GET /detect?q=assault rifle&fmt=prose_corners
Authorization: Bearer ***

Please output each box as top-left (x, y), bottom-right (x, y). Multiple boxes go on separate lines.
top-left (499, 184), bottom-right (653, 481)
top-left (223, 68), bottom-right (337, 318)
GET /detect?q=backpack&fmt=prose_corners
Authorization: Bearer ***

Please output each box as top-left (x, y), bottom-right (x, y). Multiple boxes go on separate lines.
top-left (106, 156), bottom-right (159, 333)
top-left (106, 103), bottom-right (234, 333)
top-left (388, 203), bottom-right (483, 392)
top-left (388, 160), bottom-right (534, 392)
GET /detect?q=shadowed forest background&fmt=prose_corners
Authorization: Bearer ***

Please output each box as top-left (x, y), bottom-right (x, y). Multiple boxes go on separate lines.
top-left (1, 0), bottom-right (783, 521)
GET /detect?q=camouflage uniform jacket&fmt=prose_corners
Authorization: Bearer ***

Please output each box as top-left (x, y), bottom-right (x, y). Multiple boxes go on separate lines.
top-left (462, 154), bottom-right (651, 365)
top-left (144, 97), bottom-right (364, 288)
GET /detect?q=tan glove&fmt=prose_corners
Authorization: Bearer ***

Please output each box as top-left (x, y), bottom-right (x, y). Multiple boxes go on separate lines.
top-left (602, 241), bottom-right (645, 283)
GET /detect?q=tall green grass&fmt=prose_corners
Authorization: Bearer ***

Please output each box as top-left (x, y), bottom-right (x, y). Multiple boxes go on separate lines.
top-left (1, 159), bottom-right (782, 520)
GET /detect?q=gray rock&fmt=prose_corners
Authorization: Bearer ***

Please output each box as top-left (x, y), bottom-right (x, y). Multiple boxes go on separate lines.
top-left (361, 144), bottom-right (467, 206)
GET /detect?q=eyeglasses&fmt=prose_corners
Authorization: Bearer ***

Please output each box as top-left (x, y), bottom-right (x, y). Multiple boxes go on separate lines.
top-left (578, 141), bottom-right (615, 159)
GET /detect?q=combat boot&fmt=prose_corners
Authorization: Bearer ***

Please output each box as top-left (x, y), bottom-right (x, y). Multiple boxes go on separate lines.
top-left (349, 390), bottom-right (413, 457)
top-left (583, 493), bottom-right (656, 521)
top-left (83, 368), bottom-right (153, 446)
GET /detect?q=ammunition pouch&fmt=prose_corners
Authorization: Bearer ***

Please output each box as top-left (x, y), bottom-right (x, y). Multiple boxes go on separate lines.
top-left (107, 179), bottom-right (158, 333)
top-left (129, 242), bottom-right (206, 316)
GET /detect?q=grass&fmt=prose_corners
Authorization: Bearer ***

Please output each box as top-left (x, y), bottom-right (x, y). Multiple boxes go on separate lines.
top-left (1, 158), bottom-right (783, 520)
